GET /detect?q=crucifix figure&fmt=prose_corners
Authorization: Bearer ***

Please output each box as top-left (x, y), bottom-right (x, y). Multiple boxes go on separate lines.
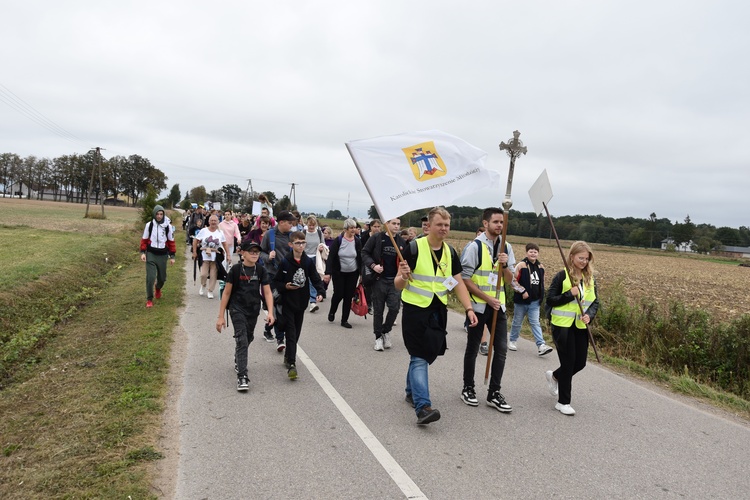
top-left (498, 130), bottom-right (527, 212)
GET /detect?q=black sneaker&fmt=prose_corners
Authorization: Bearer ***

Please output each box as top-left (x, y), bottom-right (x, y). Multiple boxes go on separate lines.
top-left (287, 364), bottom-right (298, 380)
top-left (487, 391), bottom-right (512, 413)
top-left (277, 339), bottom-right (286, 352)
top-left (264, 330), bottom-right (274, 342)
top-left (405, 393), bottom-right (415, 408)
top-left (237, 376), bottom-right (249, 392)
top-left (416, 406), bottom-right (441, 425)
top-left (461, 386), bottom-right (479, 406)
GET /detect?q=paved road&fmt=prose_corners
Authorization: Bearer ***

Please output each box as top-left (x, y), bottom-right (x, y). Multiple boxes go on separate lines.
top-left (172, 254), bottom-right (750, 499)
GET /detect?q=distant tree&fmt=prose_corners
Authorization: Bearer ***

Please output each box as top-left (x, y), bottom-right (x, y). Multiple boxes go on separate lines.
top-left (274, 195), bottom-right (293, 214)
top-left (167, 183), bottom-right (181, 208)
top-left (221, 183), bottom-right (242, 208)
top-left (326, 209), bottom-right (343, 219)
top-left (672, 215), bottom-right (695, 246)
top-left (190, 186), bottom-right (207, 204)
top-left (139, 185), bottom-right (158, 223)
top-left (208, 189), bottom-right (223, 205)
top-left (261, 191), bottom-right (277, 206)
top-left (739, 226), bottom-right (750, 246)
top-left (715, 227), bottom-right (741, 247)
top-left (368, 205), bottom-right (380, 219)
top-left (629, 227), bottom-right (650, 248)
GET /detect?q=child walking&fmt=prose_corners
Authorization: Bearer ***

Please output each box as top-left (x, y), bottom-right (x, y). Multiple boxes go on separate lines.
top-left (216, 240), bottom-right (275, 392)
top-left (274, 231), bottom-right (325, 380)
top-left (509, 242), bottom-right (553, 355)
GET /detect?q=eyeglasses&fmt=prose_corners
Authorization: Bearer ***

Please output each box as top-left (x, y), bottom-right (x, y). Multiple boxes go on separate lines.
top-left (292, 241), bottom-right (306, 246)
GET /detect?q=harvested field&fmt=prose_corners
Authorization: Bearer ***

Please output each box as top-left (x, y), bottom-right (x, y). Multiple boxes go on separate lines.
top-left (448, 234), bottom-right (750, 323)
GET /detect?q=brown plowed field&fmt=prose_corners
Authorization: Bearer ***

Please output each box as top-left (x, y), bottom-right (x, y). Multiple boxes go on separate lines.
top-left (448, 235), bottom-right (750, 322)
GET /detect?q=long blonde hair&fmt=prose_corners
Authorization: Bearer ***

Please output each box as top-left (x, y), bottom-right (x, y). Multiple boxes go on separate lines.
top-left (566, 241), bottom-right (595, 287)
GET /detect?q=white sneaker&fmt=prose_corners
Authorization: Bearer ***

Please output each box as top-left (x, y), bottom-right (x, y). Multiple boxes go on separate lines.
top-left (207, 291), bottom-right (214, 299)
top-left (309, 303), bottom-right (319, 313)
top-left (508, 341), bottom-right (517, 351)
top-left (374, 337), bottom-right (384, 351)
top-left (538, 343), bottom-right (554, 356)
top-left (555, 403), bottom-right (576, 415)
top-left (545, 370), bottom-right (558, 396)
top-left (383, 333), bottom-right (392, 349)
top-left (199, 285), bottom-right (205, 296)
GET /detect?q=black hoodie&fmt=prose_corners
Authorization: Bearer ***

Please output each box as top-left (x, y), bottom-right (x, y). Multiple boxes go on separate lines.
top-left (274, 252), bottom-right (325, 312)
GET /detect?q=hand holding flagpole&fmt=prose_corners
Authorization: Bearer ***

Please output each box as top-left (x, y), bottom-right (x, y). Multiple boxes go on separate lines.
top-left (484, 131), bottom-right (527, 384)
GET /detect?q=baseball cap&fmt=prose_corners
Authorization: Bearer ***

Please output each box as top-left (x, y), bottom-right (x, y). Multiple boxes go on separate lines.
top-left (240, 240), bottom-right (262, 252)
top-left (277, 211), bottom-right (296, 222)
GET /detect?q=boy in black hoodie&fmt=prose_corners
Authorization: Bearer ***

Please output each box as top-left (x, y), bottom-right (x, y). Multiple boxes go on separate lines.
top-left (274, 231), bottom-right (325, 380)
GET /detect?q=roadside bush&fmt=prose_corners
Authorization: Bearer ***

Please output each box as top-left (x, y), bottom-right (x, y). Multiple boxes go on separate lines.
top-left (594, 285), bottom-right (750, 399)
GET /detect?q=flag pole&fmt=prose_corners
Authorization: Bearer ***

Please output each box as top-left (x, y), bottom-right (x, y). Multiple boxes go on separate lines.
top-left (484, 131), bottom-right (527, 385)
top-left (346, 142), bottom-right (410, 269)
top-left (542, 201), bottom-right (601, 363)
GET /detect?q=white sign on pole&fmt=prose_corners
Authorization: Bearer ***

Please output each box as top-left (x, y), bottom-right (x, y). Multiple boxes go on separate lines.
top-left (528, 169), bottom-right (554, 216)
top-left (251, 201), bottom-right (262, 215)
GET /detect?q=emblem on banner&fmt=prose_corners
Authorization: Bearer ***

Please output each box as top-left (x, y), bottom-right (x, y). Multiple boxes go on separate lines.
top-left (402, 141), bottom-right (447, 181)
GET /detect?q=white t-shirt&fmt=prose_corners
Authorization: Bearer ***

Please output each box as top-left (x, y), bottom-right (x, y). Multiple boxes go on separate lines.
top-left (196, 228), bottom-right (226, 262)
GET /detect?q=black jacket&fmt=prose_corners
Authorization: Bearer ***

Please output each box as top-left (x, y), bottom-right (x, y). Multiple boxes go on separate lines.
top-left (274, 253), bottom-right (325, 311)
top-left (324, 234), bottom-right (362, 276)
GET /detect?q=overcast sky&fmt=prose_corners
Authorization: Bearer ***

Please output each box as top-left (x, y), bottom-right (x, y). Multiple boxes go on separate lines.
top-left (2, 1), bottom-right (748, 228)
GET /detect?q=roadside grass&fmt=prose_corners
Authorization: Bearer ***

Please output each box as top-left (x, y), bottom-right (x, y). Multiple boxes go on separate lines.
top-left (447, 290), bottom-right (750, 421)
top-left (0, 199), bottom-right (183, 498)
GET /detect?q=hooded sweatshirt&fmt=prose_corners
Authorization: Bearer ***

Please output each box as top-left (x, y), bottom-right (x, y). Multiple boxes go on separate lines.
top-left (140, 205), bottom-right (176, 257)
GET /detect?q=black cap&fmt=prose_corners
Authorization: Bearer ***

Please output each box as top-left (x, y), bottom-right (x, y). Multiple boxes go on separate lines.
top-left (240, 240), bottom-right (262, 252)
top-left (276, 210), bottom-right (296, 222)
top-left (420, 215), bottom-right (428, 222)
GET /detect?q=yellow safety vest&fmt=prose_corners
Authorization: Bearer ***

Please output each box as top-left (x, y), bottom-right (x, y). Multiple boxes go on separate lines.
top-left (469, 239), bottom-right (505, 305)
top-left (550, 270), bottom-right (596, 328)
top-left (402, 237), bottom-right (451, 307)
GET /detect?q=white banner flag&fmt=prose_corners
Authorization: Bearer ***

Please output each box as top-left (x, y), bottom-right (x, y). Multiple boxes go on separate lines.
top-left (346, 130), bottom-right (500, 221)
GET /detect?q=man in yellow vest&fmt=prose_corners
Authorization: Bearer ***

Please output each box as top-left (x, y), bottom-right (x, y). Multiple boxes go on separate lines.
top-left (395, 207), bottom-right (478, 425)
top-left (460, 207), bottom-right (517, 411)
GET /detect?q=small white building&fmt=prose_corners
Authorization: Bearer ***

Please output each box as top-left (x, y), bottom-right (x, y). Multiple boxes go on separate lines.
top-left (660, 238), bottom-right (695, 252)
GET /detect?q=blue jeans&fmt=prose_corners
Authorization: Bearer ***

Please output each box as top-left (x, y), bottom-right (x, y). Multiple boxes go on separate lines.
top-left (307, 255), bottom-right (317, 303)
top-left (509, 300), bottom-right (545, 346)
top-left (405, 356), bottom-right (431, 413)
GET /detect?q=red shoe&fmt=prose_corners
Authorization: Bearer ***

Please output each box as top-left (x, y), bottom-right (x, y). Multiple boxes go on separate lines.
top-left (155, 288), bottom-right (162, 299)
top-left (146, 300), bottom-right (154, 308)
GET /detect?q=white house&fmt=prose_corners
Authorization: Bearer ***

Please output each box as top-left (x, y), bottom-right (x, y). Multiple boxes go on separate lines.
top-left (660, 238), bottom-right (695, 252)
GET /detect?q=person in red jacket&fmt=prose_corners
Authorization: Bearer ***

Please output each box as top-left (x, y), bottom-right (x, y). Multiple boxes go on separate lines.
top-left (140, 205), bottom-right (176, 308)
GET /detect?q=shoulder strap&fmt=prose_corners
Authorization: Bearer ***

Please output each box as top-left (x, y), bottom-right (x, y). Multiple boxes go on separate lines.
top-left (475, 239), bottom-right (483, 270)
top-left (409, 239), bottom-right (417, 256)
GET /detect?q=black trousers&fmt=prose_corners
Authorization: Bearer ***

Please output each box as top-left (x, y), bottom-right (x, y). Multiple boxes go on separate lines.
top-left (328, 270), bottom-right (359, 323)
top-left (552, 325), bottom-right (589, 405)
top-left (463, 307), bottom-right (508, 393)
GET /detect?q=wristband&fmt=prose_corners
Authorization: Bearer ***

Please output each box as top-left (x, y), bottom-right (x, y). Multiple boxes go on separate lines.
top-left (466, 308), bottom-right (474, 313)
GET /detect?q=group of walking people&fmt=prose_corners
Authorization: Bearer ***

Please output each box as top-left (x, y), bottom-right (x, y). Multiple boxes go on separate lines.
top-left (140, 202), bottom-right (599, 424)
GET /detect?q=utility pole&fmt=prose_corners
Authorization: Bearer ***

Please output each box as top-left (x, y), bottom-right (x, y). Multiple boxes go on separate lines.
top-left (98, 147), bottom-right (105, 218)
top-left (83, 147), bottom-right (105, 219)
top-left (85, 147), bottom-right (106, 218)
top-left (289, 183), bottom-right (297, 208)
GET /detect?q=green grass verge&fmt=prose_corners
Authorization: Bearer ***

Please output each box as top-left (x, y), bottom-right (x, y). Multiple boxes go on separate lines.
top-left (0, 230), bottom-right (184, 498)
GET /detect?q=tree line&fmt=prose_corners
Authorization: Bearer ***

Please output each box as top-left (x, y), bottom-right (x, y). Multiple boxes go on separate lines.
top-left (1, 151), bottom-right (168, 206)
top-left (369, 205), bottom-right (750, 252)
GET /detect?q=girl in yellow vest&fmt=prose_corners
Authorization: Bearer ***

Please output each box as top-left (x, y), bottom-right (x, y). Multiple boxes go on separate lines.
top-left (545, 241), bottom-right (600, 415)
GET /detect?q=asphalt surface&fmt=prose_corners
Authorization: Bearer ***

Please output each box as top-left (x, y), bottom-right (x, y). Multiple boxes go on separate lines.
top-left (172, 252), bottom-right (750, 499)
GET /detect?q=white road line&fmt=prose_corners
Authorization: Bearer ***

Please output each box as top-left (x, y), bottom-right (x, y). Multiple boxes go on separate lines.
top-left (297, 346), bottom-right (428, 500)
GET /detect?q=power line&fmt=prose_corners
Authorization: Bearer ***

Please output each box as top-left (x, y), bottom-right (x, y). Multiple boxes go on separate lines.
top-left (0, 83), bottom-right (91, 149)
